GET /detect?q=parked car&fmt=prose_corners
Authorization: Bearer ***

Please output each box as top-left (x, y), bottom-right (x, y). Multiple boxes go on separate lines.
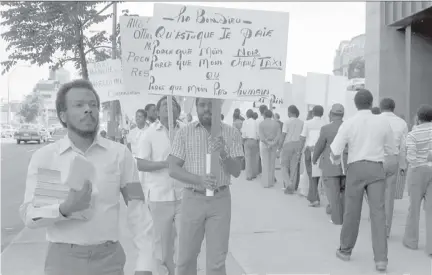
top-left (1, 125), bottom-right (16, 138)
top-left (14, 124), bottom-right (43, 144)
top-left (47, 127), bottom-right (67, 143)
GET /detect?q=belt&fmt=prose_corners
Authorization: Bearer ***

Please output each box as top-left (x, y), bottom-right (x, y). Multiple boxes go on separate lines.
top-left (52, 240), bottom-right (118, 248)
top-left (353, 160), bottom-right (383, 164)
top-left (186, 185), bottom-right (228, 195)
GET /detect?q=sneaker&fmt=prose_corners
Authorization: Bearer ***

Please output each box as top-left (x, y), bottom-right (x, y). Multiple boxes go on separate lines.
top-left (375, 261), bottom-right (387, 272)
top-left (336, 249), bottom-right (350, 261)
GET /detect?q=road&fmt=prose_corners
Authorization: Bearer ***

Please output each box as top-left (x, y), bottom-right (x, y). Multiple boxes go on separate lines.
top-left (1, 138), bottom-right (44, 251)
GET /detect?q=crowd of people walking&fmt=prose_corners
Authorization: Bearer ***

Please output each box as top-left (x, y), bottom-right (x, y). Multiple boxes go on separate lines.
top-left (19, 79), bottom-right (431, 275)
top-left (239, 88), bottom-right (432, 272)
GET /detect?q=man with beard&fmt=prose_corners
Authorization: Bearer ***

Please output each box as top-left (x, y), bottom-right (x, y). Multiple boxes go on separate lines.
top-left (136, 96), bottom-right (183, 275)
top-left (19, 80), bottom-right (144, 275)
top-left (169, 97), bottom-right (244, 275)
top-left (145, 103), bottom-right (158, 125)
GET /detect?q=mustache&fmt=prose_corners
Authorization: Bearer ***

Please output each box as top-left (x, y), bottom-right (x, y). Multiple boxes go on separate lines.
top-left (80, 115), bottom-right (97, 122)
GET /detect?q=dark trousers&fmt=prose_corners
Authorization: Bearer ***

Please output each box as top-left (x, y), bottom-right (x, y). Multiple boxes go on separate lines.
top-left (340, 161), bottom-right (387, 263)
top-left (323, 176), bottom-right (346, 224)
top-left (304, 148), bottom-right (320, 202)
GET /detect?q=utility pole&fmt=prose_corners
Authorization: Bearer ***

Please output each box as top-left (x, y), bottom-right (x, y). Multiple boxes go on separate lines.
top-left (108, 1), bottom-right (118, 141)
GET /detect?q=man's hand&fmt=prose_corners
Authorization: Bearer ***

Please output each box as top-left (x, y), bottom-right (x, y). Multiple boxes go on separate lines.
top-left (209, 136), bottom-right (228, 158)
top-left (200, 173), bottom-right (218, 190)
top-left (59, 181), bottom-right (92, 217)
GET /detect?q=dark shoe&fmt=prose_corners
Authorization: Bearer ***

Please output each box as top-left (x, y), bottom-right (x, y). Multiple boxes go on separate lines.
top-left (246, 177), bottom-right (252, 181)
top-left (402, 241), bottom-right (418, 250)
top-left (336, 249), bottom-right (350, 261)
top-left (375, 261), bottom-right (387, 272)
top-left (326, 204), bottom-right (331, 214)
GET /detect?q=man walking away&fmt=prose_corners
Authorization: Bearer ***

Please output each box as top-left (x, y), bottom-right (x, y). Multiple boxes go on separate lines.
top-left (20, 80), bottom-right (144, 275)
top-left (312, 104), bottom-right (347, 225)
top-left (403, 104), bottom-right (432, 256)
top-left (300, 105), bottom-right (326, 207)
top-left (379, 98), bottom-right (408, 238)
top-left (169, 97), bottom-right (244, 275)
top-left (279, 105), bottom-right (303, 193)
top-left (372, 107), bottom-right (381, 115)
top-left (259, 109), bottom-right (281, 188)
top-left (256, 105), bottom-right (268, 175)
top-left (242, 109), bottom-right (260, 180)
top-left (330, 88), bottom-right (395, 272)
top-left (274, 113), bottom-right (283, 132)
top-left (137, 96), bottom-right (183, 275)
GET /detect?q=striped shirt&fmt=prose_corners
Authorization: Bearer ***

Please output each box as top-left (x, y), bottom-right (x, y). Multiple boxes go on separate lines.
top-left (170, 121), bottom-right (244, 189)
top-left (405, 122), bottom-right (432, 168)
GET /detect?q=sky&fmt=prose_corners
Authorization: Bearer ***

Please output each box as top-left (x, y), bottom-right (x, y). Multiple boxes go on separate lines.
top-left (0, 1), bottom-right (365, 102)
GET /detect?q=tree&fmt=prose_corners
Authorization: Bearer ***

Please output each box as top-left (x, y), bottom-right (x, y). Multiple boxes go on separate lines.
top-left (1, 1), bottom-right (117, 79)
top-left (19, 94), bottom-right (43, 123)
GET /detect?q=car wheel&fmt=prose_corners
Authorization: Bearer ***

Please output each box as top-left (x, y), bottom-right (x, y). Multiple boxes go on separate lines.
top-left (37, 139), bottom-right (41, 144)
top-left (17, 140), bottom-right (20, 144)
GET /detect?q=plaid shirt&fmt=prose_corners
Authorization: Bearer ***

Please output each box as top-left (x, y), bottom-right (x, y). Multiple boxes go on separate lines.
top-left (170, 121), bottom-right (244, 189)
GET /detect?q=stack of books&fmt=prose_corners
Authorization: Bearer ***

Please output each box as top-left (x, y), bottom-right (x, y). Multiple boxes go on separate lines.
top-left (33, 168), bottom-right (69, 208)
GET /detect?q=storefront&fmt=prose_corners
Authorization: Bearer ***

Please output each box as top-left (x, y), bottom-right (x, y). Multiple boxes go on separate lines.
top-left (365, 1), bottom-right (432, 125)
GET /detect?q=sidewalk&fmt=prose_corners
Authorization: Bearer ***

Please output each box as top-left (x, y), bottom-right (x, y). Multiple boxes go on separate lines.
top-left (2, 171), bottom-right (431, 275)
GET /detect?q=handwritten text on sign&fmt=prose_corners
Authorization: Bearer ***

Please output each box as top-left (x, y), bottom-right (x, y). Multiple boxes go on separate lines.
top-left (149, 4), bottom-right (289, 100)
top-left (119, 16), bottom-right (163, 118)
top-left (88, 59), bottom-right (123, 103)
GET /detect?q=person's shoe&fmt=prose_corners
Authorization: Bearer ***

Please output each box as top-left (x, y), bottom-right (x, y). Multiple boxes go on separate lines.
top-left (402, 241), bottom-right (418, 250)
top-left (246, 177), bottom-right (252, 181)
top-left (326, 204), bottom-right (332, 214)
top-left (308, 201), bottom-right (320, 207)
top-left (336, 249), bottom-right (350, 261)
top-left (375, 261), bottom-right (387, 272)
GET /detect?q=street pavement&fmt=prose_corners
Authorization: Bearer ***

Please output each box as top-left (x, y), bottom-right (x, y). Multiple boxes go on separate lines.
top-left (1, 138), bottom-right (44, 251)
top-left (1, 165), bottom-right (431, 275)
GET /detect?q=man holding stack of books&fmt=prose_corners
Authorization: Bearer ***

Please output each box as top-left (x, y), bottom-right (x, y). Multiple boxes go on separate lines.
top-left (20, 79), bottom-right (145, 275)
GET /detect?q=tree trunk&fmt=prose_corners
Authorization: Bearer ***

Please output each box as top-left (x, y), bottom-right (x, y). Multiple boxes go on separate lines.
top-left (78, 35), bottom-right (89, 80)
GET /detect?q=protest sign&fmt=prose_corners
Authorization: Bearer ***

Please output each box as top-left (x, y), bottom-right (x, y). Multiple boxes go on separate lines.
top-left (120, 16), bottom-right (162, 119)
top-left (149, 3), bottom-right (289, 101)
top-left (88, 59), bottom-right (123, 103)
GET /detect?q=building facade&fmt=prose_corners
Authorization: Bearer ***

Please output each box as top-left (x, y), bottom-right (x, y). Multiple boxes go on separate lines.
top-left (49, 68), bottom-right (71, 84)
top-left (365, 1), bottom-right (432, 124)
top-left (33, 80), bottom-right (60, 126)
top-left (333, 34), bottom-right (365, 79)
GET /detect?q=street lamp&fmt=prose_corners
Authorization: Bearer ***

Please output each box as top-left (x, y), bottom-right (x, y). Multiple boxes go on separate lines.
top-left (7, 65), bottom-right (31, 124)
